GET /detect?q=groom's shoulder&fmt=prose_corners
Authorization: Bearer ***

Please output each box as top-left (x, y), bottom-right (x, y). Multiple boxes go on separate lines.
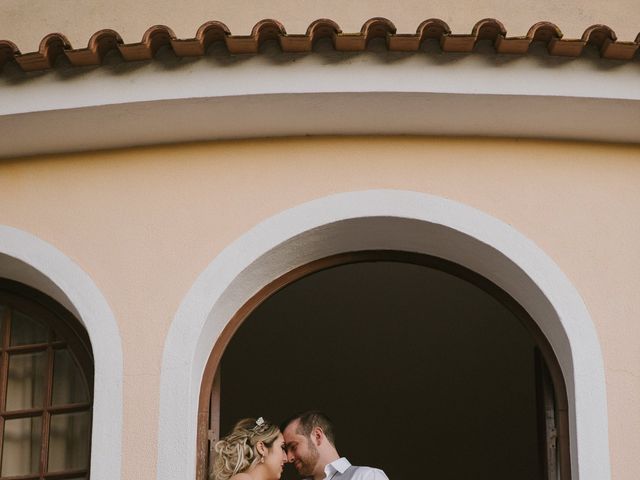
top-left (352, 465), bottom-right (389, 479)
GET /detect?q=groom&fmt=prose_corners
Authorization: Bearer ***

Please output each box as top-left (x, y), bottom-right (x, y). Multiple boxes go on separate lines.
top-left (281, 411), bottom-right (389, 480)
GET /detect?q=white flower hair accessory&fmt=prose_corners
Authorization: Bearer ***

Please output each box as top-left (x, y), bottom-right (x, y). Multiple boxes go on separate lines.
top-left (252, 417), bottom-right (266, 432)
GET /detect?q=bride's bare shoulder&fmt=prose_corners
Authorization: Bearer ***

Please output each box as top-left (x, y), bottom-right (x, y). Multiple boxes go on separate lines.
top-left (228, 474), bottom-right (252, 480)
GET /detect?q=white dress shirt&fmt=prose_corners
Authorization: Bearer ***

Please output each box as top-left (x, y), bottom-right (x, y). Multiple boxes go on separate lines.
top-left (323, 457), bottom-right (389, 480)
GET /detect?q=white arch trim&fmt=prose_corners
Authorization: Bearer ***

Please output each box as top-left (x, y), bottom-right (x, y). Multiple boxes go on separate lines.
top-left (158, 190), bottom-right (609, 480)
top-left (0, 225), bottom-right (122, 480)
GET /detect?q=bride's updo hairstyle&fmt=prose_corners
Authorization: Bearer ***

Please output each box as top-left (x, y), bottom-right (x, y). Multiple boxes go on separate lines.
top-left (212, 417), bottom-right (280, 480)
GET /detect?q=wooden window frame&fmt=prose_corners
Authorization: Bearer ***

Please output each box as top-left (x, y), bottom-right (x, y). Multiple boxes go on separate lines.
top-left (196, 250), bottom-right (571, 480)
top-left (0, 280), bottom-right (93, 480)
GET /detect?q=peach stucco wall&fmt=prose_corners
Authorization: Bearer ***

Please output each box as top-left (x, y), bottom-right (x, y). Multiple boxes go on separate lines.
top-left (2, 0), bottom-right (640, 53)
top-left (0, 136), bottom-right (639, 478)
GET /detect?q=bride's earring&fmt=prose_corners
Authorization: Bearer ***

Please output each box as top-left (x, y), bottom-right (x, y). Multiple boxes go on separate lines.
top-left (260, 454), bottom-right (265, 464)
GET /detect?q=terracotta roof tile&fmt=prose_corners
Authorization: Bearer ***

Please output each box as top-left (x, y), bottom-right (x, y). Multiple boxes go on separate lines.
top-left (1, 17), bottom-right (639, 73)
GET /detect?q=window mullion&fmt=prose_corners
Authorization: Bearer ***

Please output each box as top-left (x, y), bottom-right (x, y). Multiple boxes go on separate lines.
top-left (42, 467), bottom-right (89, 479)
top-left (0, 307), bottom-right (12, 475)
top-left (0, 474), bottom-right (40, 480)
top-left (4, 343), bottom-right (65, 355)
top-left (38, 341), bottom-right (55, 479)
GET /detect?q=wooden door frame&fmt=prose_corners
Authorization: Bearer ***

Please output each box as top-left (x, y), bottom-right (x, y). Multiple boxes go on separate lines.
top-left (196, 250), bottom-right (571, 479)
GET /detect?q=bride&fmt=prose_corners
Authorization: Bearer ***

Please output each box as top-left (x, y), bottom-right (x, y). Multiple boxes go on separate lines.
top-left (212, 417), bottom-right (288, 480)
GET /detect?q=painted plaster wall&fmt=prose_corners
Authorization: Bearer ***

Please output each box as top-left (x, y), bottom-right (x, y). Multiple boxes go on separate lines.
top-left (0, 136), bottom-right (638, 479)
top-left (2, 0), bottom-right (640, 53)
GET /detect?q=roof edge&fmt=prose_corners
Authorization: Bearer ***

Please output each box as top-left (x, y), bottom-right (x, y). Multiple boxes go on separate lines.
top-left (1, 17), bottom-right (639, 73)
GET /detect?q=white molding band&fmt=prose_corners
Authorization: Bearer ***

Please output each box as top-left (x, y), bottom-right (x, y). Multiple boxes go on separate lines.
top-left (0, 225), bottom-right (123, 480)
top-left (158, 189), bottom-right (610, 480)
top-left (2, 48), bottom-right (640, 158)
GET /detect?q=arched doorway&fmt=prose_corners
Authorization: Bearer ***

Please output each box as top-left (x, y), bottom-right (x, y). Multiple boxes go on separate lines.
top-left (158, 190), bottom-right (609, 480)
top-left (199, 251), bottom-right (570, 479)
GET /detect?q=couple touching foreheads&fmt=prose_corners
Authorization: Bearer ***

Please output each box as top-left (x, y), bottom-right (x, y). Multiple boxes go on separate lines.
top-left (213, 411), bottom-right (389, 480)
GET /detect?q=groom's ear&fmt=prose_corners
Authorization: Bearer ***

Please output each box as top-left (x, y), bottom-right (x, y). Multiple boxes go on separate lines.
top-left (312, 426), bottom-right (324, 445)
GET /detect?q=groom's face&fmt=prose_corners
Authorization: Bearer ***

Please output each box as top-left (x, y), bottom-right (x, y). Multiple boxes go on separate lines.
top-left (283, 420), bottom-right (320, 477)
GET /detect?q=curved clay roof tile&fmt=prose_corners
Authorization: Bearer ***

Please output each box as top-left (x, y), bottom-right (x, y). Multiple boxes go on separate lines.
top-left (115, 25), bottom-right (176, 61)
top-left (170, 21), bottom-right (230, 57)
top-left (472, 18), bottom-right (507, 40)
top-left (65, 29), bottom-right (123, 66)
top-left (14, 33), bottom-right (71, 71)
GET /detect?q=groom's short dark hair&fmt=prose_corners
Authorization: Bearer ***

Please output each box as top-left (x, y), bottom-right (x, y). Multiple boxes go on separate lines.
top-left (281, 410), bottom-right (336, 446)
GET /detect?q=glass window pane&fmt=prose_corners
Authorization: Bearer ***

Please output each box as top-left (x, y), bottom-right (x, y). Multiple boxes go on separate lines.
top-left (52, 349), bottom-right (88, 405)
top-left (11, 310), bottom-right (48, 346)
top-left (1, 416), bottom-right (42, 476)
top-left (6, 351), bottom-right (47, 411)
top-left (48, 411), bottom-right (90, 472)
top-left (0, 305), bottom-right (5, 344)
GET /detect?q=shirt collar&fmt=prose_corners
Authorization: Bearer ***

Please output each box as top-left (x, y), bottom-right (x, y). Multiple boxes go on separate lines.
top-left (325, 457), bottom-right (351, 476)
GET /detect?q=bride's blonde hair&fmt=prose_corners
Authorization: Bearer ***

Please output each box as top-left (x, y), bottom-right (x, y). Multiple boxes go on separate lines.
top-left (212, 418), bottom-right (280, 480)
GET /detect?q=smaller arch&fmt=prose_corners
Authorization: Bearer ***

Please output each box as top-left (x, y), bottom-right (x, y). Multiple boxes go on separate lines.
top-left (0, 279), bottom-right (94, 478)
top-left (0, 225), bottom-right (122, 480)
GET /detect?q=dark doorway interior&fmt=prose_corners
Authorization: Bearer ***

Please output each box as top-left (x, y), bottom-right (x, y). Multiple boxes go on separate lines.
top-left (219, 261), bottom-right (541, 480)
